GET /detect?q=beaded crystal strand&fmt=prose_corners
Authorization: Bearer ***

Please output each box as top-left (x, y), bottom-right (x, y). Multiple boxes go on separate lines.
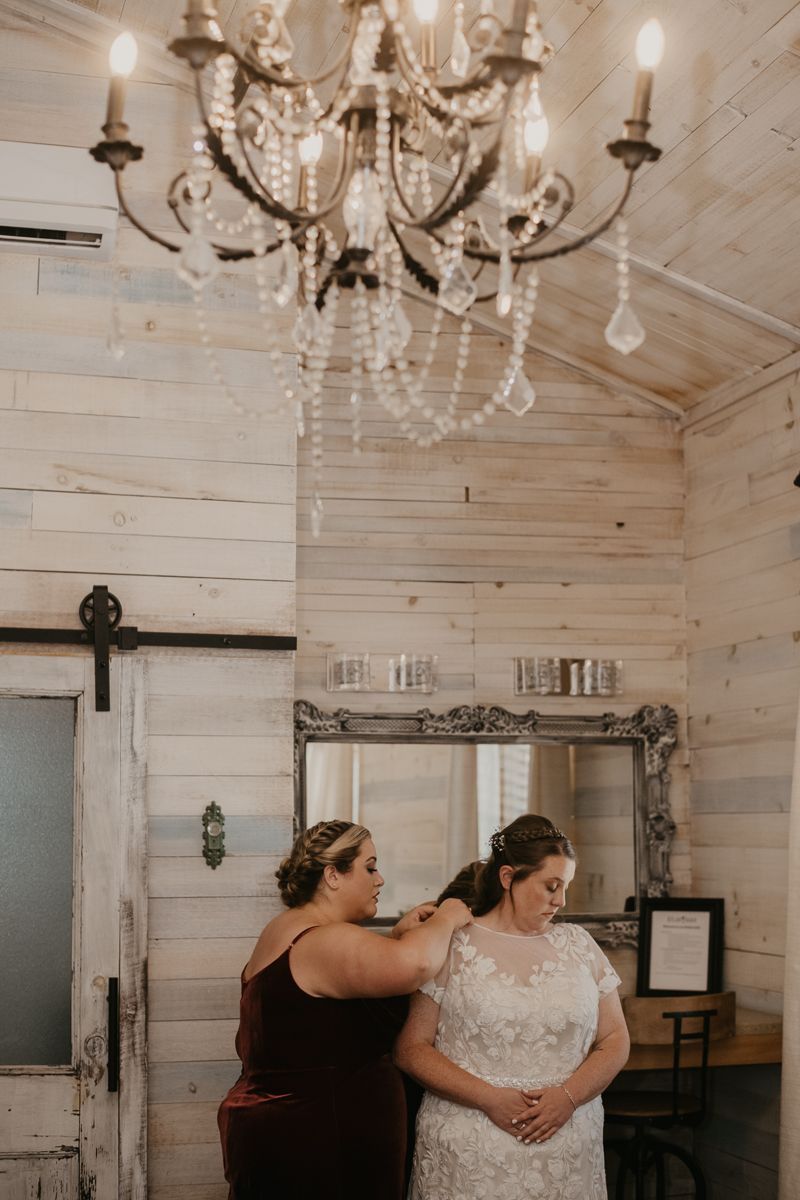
top-left (604, 218), bottom-right (645, 355)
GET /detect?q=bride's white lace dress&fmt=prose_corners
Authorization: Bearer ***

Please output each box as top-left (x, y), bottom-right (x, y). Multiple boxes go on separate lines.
top-left (409, 921), bottom-right (621, 1200)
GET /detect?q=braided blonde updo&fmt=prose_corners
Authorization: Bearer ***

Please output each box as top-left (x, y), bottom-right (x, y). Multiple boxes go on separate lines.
top-left (275, 821), bottom-right (372, 909)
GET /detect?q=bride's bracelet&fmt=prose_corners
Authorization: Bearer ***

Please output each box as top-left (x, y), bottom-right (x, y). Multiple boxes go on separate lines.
top-left (560, 1084), bottom-right (577, 1111)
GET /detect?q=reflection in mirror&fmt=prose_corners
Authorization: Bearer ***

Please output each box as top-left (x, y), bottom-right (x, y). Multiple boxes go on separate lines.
top-left (305, 741), bottom-right (634, 918)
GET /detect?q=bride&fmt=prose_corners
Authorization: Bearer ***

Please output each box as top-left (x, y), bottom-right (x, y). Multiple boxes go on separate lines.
top-left (394, 815), bottom-right (630, 1200)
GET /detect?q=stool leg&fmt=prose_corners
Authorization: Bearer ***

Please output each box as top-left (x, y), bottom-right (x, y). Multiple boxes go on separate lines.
top-left (634, 1132), bottom-right (647, 1200)
top-left (654, 1145), bottom-right (666, 1200)
top-left (613, 1136), bottom-right (638, 1200)
top-left (660, 1142), bottom-right (707, 1200)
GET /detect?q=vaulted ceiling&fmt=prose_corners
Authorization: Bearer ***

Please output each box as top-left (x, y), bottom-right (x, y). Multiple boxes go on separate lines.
top-left (6, 0), bottom-right (800, 417)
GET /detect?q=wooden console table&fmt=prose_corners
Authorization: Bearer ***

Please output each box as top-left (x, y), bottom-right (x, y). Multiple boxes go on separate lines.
top-left (622, 1006), bottom-right (782, 1071)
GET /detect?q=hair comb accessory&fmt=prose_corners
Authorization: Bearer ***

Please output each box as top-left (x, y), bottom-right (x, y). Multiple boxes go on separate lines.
top-left (508, 827), bottom-right (567, 843)
top-left (489, 830), bottom-right (506, 853)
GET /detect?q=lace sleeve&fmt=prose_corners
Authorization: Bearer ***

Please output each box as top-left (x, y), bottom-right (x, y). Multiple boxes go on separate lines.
top-left (569, 925), bottom-right (622, 997)
top-left (417, 934), bottom-right (458, 1006)
top-left (419, 978), bottom-right (446, 1004)
top-left (587, 934), bottom-right (622, 997)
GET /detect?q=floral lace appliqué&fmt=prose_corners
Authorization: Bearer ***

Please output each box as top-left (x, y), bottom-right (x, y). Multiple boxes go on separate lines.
top-left (410, 923), bottom-right (620, 1200)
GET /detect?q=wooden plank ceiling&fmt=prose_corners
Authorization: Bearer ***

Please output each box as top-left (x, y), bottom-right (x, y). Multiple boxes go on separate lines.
top-left (10, 0), bottom-right (800, 412)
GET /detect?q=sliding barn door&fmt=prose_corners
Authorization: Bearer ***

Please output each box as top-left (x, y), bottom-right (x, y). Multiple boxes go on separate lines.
top-left (0, 655), bottom-right (147, 1200)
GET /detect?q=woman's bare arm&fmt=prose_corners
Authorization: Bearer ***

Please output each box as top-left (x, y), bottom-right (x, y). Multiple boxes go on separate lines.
top-left (561, 989), bottom-right (630, 1104)
top-left (394, 991), bottom-right (540, 1134)
top-left (292, 899), bottom-right (472, 999)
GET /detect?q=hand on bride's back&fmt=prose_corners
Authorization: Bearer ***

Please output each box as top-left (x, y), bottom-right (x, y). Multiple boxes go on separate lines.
top-left (437, 898), bottom-right (473, 930)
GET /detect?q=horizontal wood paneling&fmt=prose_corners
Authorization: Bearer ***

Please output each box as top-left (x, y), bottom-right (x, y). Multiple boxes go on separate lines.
top-left (296, 382), bottom-right (690, 893)
top-left (0, 29), bottom-right (297, 1198)
top-left (685, 369), bottom-right (796, 1034)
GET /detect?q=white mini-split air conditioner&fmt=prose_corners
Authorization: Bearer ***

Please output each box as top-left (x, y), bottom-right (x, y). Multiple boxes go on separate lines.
top-left (0, 141), bottom-right (118, 261)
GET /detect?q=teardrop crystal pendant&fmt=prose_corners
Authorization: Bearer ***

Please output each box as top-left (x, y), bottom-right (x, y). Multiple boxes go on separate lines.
top-left (271, 246), bottom-right (297, 309)
top-left (292, 302), bottom-right (322, 352)
top-left (177, 228), bottom-right (219, 291)
top-left (496, 253), bottom-right (513, 317)
top-left (501, 369), bottom-right (536, 416)
top-left (439, 259), bottom-right (477, 315)
top-left (310, 491), bottom-right (324, 538)
top-left (372, 325), bottom-right (390, 372)
top-left (450, 24), bottom-right (470, 78)
top-left (391, 301), bottom-right (412, 353)
top-left (106, 307), bottom-right (125, 361)
top-left (604, 301), bottom-right (645, 355)
top-left (295, 398), bottom-right (305, 438)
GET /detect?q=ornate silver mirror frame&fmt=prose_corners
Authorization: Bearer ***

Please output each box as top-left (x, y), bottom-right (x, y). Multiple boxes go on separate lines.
top-left (294, 701), bottom-right (678, 948)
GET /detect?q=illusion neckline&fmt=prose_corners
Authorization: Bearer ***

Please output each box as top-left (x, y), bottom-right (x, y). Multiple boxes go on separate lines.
top-left (471, 921), bottom-right (554, 940)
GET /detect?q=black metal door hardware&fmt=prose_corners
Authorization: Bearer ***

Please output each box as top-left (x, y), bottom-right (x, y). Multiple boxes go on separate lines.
top-left (107, 976), bottom-right (119, 1093)
top-left (0, 585), bottom-right (297, 710)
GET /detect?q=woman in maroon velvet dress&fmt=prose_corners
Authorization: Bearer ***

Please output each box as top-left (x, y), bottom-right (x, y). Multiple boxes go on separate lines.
top-left (217, 820), bottom-right (471, 1200)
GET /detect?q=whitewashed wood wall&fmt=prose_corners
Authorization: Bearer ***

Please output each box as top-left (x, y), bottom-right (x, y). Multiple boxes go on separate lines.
top-left (0, 8), bottom-right (300, 1192)
top-left (295, 364), bottom-right (691, 924)
top-left (685, 364), bottom-right (800, 1016)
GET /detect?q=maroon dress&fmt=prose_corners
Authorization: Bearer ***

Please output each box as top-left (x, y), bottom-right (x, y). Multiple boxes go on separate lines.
top-left (218, 927), bottom-right (409, 1200)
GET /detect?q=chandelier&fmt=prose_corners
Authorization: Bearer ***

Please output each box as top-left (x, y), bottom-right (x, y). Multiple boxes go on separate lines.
top-left (91, 1), bottom-right (664, 535)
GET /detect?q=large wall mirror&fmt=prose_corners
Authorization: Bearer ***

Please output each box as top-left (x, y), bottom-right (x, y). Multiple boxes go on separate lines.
top-left (294, 703), bottom-right (678, 947)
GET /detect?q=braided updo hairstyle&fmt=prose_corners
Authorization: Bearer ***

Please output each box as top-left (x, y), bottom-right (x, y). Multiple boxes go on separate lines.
top-left (472, 814), bottom-right (576, 917)
top-left (275, 820), bottom-right (372, 909)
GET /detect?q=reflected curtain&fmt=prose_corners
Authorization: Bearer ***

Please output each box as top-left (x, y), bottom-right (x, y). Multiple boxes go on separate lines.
top-left (306, 743), bottom-right (354, 826)
top-left (446, 744), bottom-right (479, 885)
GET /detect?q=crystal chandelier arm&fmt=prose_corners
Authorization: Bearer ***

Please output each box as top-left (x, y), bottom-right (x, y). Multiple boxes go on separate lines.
top-left (239, 15), bottom-right (360, 90)
top-left (388, 122), bottom-right (473, 227)
top-left (419, 139), bottom-right (500, 231)
top-left (192, 71), bottom-right (303, 226)
top-left (389, 223), bottom-right (440, 296)
top-left (165, 169), bottom-right (284, 260)
top-left (113, 169), bottom-right (184, 252)
top-left (113, 159), bottom-right (279, 263)
top-left (449, 170), bottom-right (634, 263)
top-left (510, 170), bottom-right (634, 263)
top-left (393, 28), bottom-right (505, 125)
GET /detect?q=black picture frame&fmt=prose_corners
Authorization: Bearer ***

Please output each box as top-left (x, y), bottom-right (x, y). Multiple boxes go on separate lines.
top-left (636, 897), bottom-right (724, 997)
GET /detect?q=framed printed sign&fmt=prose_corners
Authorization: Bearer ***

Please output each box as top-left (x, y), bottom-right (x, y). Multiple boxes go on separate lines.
top-left (636, 898), bottom-right (724, 997)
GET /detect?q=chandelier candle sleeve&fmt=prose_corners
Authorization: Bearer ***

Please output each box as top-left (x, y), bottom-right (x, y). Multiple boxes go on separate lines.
top-left (104, 33), bottom-right (137, 137)
top-left (631, 19), bottom-right (665, 125)
top-left (414, 0), bottom-right (438, 71)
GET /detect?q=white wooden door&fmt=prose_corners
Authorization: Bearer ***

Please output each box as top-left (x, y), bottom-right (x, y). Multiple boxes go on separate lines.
top-left (0, 655), bottom-right (147, 1200)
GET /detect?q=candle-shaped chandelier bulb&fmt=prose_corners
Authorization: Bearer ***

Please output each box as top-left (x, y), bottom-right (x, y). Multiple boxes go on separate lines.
top-left (414, 0), bottom-right (438, 21)
top-left (298, 131), bottom-right (323, 166)
top-left (109, 31), bottom-right (138, 76)
top-left (630, 18), bottom-right (664, 124)
top-left (635, 18), bottom-right (665, 70)
top-left (414, 0), bottom-right (438, 71)
top-left (297, 130), bottom-right (323, 208)
top-left (105, 32), bottom-right (138, 137)
top-left (523, 84), bottom-right (548, 190)
top-left (523, 87), bottom-right (549, 155)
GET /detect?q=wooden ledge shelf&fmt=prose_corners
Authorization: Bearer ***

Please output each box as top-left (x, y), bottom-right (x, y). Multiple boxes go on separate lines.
top-left (622, 1007), bottom-right (782, 1071)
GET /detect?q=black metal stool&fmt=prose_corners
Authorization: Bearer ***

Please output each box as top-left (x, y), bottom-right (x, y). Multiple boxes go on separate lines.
top-left (603, 1008), bottom-right (716, 1200)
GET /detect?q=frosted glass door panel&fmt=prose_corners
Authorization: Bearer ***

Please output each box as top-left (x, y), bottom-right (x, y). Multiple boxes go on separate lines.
top-left (0, 698), bottom-right (76, 1065)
